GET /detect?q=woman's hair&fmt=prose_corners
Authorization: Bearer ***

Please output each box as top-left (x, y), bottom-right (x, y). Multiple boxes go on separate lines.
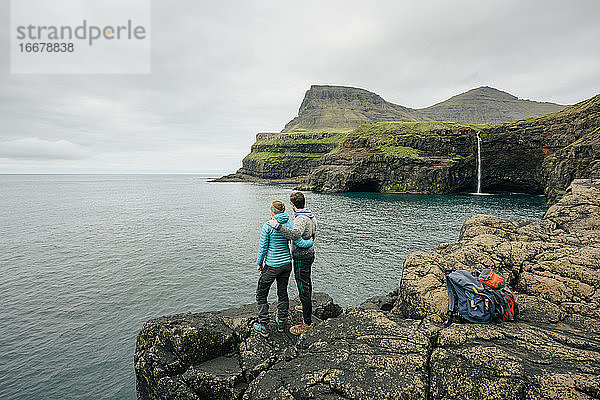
top-left (271, 200), bottom-right (285, 214)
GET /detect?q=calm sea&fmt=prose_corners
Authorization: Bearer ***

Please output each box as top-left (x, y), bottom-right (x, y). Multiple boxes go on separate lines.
top-left (0, 175), bottom-right (546, 399)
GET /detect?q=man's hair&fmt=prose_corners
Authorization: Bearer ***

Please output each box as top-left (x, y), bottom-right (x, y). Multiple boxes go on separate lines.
top-left (289, 191), bottom-right (305, 209)
top-left (271, 200), bottom-right (285, 214)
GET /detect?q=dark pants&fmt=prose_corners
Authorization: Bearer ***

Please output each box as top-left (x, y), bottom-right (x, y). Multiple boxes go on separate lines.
top-left (256, 263), bottom-right (292, 326)
top-left (294, 256), bottom-right (314, 325)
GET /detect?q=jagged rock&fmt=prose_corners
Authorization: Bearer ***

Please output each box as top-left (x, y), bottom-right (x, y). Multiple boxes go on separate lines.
top-left (484, 95), bottom-right (600, 196)
top-left (359, 294), bottom-right (396, 312)
top-left (135, 312), bottom-right (239, 399)
top-left (311, 292), bottom-right (344, 320)
top-left (394, 179), bottom-right (600, 327)
top-left (430, 322), bottom-right (600, 400)
top-left (243, 309), bottom-right (431, 400)
top-left (135, 293), bottom-right (341, 400)
top-left (180, 356), bottom-right (246, 400)
top-left (543, 97), bottom-right (600, 204)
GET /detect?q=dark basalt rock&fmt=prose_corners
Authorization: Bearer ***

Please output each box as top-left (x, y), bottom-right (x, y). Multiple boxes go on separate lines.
top-left (135, 180), bottom-right (600, 400)
top-left (429, 322), bottom-right (600, 400)
top-left (359, 294), bottom-right (396, 311)
top-left (134, 312), bottom-right (240, 399)
top-left (180, 356), bottom-right (246, 400)
top-left (218, 132), bottom-right (345, 182)
top-left (299, 148), bottom-right (476, 194)
top-left (310, 292), bottom-right (343, 320)
top-left (209, 173), bottom-right (300, 184)
top-left (135, 293), bottom-right (342, 400)
top-left (243, 310), bottom-right (431, 400)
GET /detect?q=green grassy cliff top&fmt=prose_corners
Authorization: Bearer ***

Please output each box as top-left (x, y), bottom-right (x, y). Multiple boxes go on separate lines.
top-left (355, 121), bottom-right (501, 138)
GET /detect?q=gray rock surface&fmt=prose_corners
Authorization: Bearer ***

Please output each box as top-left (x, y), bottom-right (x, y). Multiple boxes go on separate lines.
top-left (135, 293), bottom-right (342, 400)
top-left (243, 309), bottom-right (430, 400)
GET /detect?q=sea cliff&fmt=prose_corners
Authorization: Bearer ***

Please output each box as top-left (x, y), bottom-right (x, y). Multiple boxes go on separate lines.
top-left (216, 132), bottom-right (346, 182)
top-left (215, 86), bottom-right (599, 204)
top-left (302, 94), bottom-right (600, 199)
top-left (135, 179), bottom-right (600, 400)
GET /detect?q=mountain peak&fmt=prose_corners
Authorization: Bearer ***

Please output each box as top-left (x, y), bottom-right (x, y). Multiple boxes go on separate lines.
top-left (419, 86), bottom-right (565, 123)
top-left (282, 85), bottom-right (416, 132)
top-left (309, 84), bottom-right (374, 92)
top-left (450, 86), bottom-right (518, 101)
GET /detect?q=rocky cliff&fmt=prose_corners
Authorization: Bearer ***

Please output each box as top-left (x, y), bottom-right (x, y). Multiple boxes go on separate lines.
top-left (135, 179), bottom-right (600, 399)
top-left (215, 85), bottom-right (569, 185)
top-left (299, 121), bottom-right (484, 194)
top-left (216, 132), bottom-right (345, 182)
top-left (302, 93), bottom-right (600, 198)
top-left (220, 86), bottom-right (405, 183)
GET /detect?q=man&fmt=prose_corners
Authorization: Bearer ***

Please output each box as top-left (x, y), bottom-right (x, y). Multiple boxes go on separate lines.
top-left (268, 191), bottom-right (317, 335)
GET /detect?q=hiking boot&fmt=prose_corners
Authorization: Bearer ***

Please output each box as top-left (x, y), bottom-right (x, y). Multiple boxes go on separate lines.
top-left (253, 322), bottom-right (268, 338)
top-left (289, 322), bottom-right (313, 336)
top-left (295, 304), bottom-right (303, 312)
top-left (275, 316), bottom-right (286, 333)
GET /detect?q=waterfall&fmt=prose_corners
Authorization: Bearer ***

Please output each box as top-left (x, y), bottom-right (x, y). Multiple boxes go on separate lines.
top-left (476, 131), bottom-right (482, 194)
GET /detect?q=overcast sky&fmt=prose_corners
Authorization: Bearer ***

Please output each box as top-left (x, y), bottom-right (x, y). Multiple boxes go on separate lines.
top-left (1, 0), bottom-right (599, 174)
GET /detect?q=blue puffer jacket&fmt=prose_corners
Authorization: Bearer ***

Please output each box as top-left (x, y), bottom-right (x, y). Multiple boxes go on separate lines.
top-left (256, 213), bottom-right (313, 268)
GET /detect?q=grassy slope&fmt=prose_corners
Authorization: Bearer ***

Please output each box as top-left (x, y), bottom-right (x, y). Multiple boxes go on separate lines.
top-left (254, 133), bottom-right (347, 145)
top-left (517, 93), bottom-right (600, 124)
top-left (354, 121), bottom-right (500, 137)
top-left (351, 121), bottom-right (498, 160)
top-left (244, 151), bottom-right (324, 161)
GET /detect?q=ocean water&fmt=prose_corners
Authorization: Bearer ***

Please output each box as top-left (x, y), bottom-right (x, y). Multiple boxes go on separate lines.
top-left (0, 175), bottom-right (546, 400)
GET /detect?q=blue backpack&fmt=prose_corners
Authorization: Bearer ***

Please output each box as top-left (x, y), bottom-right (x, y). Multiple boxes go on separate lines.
top-left (445, 270), bottom-right (495, 323)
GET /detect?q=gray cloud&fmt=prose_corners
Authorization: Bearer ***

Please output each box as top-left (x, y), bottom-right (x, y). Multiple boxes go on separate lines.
top-left (0, 0), bottom-right (599, 173)
top-left (0, 137), bottom-right (91, 159)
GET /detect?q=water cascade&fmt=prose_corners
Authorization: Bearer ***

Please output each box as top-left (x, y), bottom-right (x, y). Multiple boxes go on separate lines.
top-left (476, 131), bottom-right (482, 194)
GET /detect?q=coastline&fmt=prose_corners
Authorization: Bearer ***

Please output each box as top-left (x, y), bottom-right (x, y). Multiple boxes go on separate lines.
top-left (209, 173), bottom-right (303, 184)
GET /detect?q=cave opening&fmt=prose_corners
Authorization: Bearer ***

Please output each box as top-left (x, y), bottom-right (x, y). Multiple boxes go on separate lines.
top-left (348, 180), bottom-right (381, 192)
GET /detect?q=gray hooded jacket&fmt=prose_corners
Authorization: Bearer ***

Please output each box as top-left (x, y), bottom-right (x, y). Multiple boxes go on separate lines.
top-left (275, 208), bottom-right (316, 259)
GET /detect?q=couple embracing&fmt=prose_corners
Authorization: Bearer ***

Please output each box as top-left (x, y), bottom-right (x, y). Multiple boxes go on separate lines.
top-left (254, 191), bottom-right (317, 337)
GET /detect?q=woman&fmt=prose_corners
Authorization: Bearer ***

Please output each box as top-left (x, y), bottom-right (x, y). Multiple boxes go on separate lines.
top-left (254, 200), bottom-right (313, 337)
